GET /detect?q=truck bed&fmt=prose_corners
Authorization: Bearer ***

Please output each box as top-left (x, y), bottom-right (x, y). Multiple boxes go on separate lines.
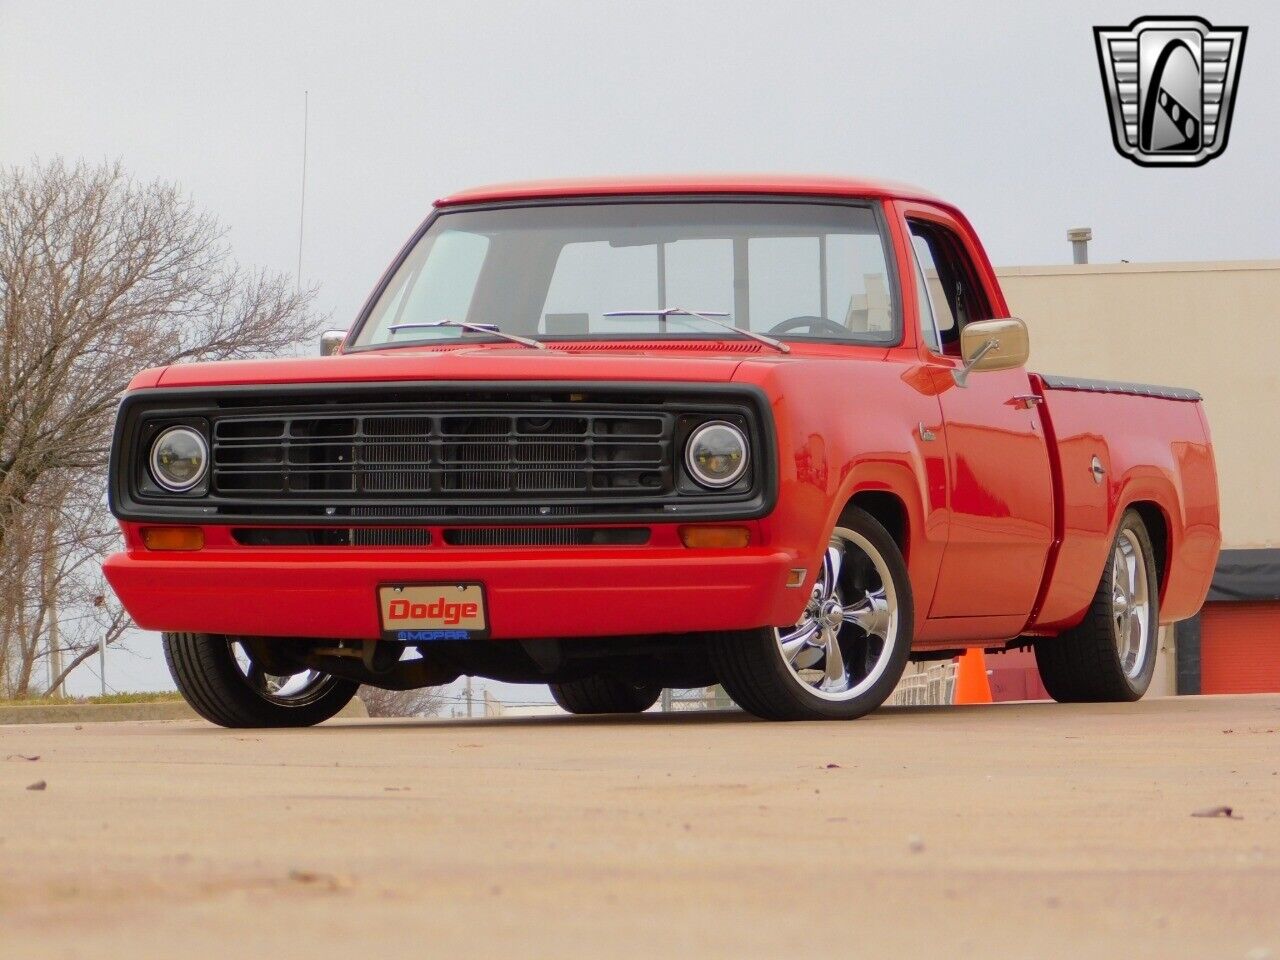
top-left (1028, 373), bottom-right (1220, 633)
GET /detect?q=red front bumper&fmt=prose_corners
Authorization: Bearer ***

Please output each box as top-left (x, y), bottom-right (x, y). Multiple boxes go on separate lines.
top-left (103, 543), bottom-right (804, 641)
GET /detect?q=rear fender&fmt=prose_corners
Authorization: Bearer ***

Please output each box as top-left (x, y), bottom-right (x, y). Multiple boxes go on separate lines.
top-left (1115, 470), bottom-right (1217, 623)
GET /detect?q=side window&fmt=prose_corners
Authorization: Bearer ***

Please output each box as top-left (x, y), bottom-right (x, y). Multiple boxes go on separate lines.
top-left (909, 233), bottom-right (948, 353)
top-left (907, 221), bottom-right (988, 357)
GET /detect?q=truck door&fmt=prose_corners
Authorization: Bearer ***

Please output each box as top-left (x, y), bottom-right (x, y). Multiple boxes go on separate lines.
top-left (907, 218), bottom-right (1054, 619)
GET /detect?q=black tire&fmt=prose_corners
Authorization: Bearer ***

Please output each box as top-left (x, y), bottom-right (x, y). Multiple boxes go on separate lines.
top-left (548, 675), bottom-right (662, 715)
top-left (1034, 509), bottom-right (1160, 703)
top-left (163, 632), bottom-right (358, 728)
top-left (709, 507), bottom-right (914, 721)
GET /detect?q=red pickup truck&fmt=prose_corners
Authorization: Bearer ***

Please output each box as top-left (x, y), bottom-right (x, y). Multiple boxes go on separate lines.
top-left (103, 176), bottom-right (1221, 726)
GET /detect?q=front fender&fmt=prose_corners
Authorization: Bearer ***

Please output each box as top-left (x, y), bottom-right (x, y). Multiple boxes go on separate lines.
top-left (738, 355), bottom-right (948, 621)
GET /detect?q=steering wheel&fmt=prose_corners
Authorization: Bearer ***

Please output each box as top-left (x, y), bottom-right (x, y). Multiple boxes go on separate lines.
top-left (766, 315), bottom-right (852, 338)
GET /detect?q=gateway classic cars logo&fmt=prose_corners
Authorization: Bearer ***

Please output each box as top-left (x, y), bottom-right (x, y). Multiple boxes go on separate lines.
top-left (1094, 16), bottom-right (1247, 167)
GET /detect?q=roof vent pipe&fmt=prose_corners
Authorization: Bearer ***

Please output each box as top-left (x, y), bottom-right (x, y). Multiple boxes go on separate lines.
top-left (1067, 227), bottom-right (1092, 264)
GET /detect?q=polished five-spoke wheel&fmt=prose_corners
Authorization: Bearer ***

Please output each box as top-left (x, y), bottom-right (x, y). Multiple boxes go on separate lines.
top-left (710, 507), bottom-right (914, 721)
top-left (778, 528), bottom-right (898, 701)
top-left (1111, 528), bottom-right (1151, 681)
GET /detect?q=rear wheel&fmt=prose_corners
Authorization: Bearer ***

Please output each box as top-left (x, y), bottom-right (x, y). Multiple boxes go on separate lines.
top-left (709, 508), bottom-right (914, 721)
top-left (548, 675), bottom-right (662, 715)
top-left (1034, 509), bottom-right (1159, 702)
top-left (163, 633), bottom-right (358, 728)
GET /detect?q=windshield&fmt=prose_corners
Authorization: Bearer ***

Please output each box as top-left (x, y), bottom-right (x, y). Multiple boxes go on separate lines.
top-left (351, 201), bottom-right (898, 349)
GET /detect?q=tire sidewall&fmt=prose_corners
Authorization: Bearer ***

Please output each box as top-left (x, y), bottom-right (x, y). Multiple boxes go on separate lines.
top-left (164, 632), bottom-right (357, 728)
top-left (763, 508), bottom-right (914, 720)
top-left (549, 676), bottom-right (661, 714)
top-left (1112, 512), bottom-right (1160, 697)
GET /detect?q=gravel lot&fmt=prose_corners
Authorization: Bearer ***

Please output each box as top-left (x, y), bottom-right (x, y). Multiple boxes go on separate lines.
top-left (3, 695), bottom-right (1279, 959)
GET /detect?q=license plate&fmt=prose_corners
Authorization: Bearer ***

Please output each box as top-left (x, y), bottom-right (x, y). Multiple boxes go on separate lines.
top-left (378, 583), bottom-right (488, 641)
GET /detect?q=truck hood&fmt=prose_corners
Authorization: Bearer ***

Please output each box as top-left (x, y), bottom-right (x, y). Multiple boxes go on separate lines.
top-left (153, 343), bottom-right (757, 389)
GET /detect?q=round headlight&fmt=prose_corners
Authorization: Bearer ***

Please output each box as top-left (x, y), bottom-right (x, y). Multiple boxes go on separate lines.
top-left (149, 426), bottom-right (208, 492)
top-left (685, 421), bottom-right (749, 489)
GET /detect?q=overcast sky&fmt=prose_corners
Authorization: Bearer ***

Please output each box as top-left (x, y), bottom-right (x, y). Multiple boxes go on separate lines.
top-left (2, 0), bottom-right (1276, 695)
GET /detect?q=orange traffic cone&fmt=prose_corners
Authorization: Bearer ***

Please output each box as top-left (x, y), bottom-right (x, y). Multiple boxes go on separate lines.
top-left (954, 648), bottom-right (993, 704)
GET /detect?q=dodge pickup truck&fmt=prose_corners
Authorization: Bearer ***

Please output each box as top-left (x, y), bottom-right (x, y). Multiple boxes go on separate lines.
top-left (103, 175), bottom-right (1221, 725)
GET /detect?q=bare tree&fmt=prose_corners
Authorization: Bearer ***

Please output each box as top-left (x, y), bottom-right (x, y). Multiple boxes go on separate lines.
top-left (0, 159), bottom-right (318, 697)
top-left (357, 686), bottom-right (448, 719)
top-left (0, 472), bottom-right (117, 696)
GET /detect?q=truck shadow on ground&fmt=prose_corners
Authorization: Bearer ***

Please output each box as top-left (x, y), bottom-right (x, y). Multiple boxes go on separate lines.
top-left (305, 700), bottom-right (1069, 733)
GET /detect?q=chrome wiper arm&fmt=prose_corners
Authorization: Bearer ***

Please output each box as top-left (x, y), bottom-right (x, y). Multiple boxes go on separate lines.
top-left (601, 308), bottom-right (790, 354)
top-left (387, 319), bottom-right (548, 350)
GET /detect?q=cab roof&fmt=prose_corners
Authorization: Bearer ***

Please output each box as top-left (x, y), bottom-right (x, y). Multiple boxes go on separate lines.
top-left (435, 174), bottom-right (943, 208)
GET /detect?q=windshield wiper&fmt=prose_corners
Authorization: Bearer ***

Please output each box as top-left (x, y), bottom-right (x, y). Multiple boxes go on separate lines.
top-left (387, 319), bottom-right (548, 350)
top-left (601, 307), bottom-right (790, 354)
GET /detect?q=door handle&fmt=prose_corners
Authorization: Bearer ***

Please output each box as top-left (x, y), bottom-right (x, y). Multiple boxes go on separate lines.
top-left (1010, 394), bottom-right (1044, 409)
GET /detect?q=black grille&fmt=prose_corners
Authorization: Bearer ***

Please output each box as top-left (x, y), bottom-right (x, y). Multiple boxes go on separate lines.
top-left (230, 526), bottom-right (647, 548)
top-left (442, 527), bottom-right (650, 547)
top-left (232, 527), bottom-right (432, 547)
top-left (113, 385), bottom-right (773, 527)
top-left (350, 506), bottom-right (431, 546)
top-left (210, 410), bottom-right (671, 499)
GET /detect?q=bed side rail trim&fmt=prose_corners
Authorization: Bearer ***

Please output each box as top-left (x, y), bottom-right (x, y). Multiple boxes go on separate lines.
top-left (1036, 374), bottom-right (1202, 402)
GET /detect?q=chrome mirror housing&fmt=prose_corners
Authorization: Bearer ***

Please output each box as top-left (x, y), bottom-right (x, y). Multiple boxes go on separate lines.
top-left (320, 330), bottom-right (347, 356)
top-left (953, 317), bottom-right (1030, 386)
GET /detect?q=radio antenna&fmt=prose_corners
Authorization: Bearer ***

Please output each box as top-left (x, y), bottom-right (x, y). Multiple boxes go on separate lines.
top-left (296, 90), bottom-right (309, 290)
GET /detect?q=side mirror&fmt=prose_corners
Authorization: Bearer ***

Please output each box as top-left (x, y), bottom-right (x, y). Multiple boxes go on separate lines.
top-left (320, 330), bottom-right (347, 356)
top-left (953, 317), bottom-right (1030, 386)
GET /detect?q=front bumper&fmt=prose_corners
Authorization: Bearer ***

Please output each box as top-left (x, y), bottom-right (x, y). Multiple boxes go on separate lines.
top-left (103, 544), bottom-right (804, 641)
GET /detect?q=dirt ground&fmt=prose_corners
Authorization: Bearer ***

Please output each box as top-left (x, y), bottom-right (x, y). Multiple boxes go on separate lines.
top-left (2, 695), bottom-right (1278, 959)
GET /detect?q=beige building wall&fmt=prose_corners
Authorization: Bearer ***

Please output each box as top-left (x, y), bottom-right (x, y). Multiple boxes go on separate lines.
top-left (995, 260), bottom-right (1280, 550)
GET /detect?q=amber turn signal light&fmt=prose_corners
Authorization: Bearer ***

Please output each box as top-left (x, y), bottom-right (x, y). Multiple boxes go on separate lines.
top-left (141, 527), bottom-right (204, 551)
top-left (679, 525), bottom-right (751, 549)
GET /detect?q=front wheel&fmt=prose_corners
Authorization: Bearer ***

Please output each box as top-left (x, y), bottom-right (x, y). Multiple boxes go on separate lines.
top-left (163, 633), bottom-right (358, 728)
top-left (710, 508), bottom-right (914, 720)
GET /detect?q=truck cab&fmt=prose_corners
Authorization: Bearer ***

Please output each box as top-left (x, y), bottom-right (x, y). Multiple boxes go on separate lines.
top-left (104, 176), bottom-right (1221, 725)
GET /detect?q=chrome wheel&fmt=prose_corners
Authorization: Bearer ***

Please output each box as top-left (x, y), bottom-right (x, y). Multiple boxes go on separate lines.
top-left (776, 527), bottom-right (899, 701)
top-left (1112, 529), bottom-right (1151, 680)
top-left (229, 639), bottom-right (338, 705)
